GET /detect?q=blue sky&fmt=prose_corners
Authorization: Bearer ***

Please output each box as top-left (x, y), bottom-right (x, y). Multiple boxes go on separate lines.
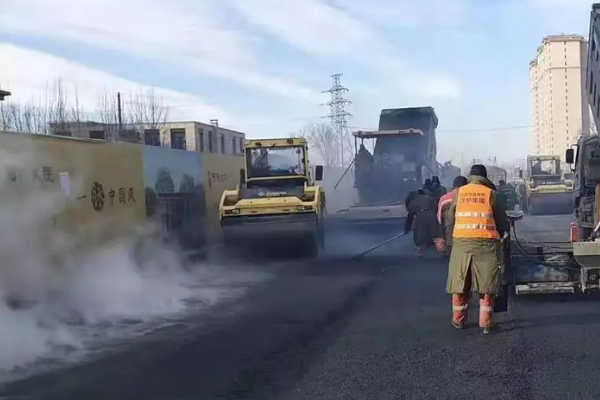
top-left (0, 0), bottom-right (592, 164)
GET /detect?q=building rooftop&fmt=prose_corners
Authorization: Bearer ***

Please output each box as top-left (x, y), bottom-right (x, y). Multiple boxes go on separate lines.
top-left (0, 89), bottom-right (11, 101)
top-left (542, 34), bottom-right (585, 44)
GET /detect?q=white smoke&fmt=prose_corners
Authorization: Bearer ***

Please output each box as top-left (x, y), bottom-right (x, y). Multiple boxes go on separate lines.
top-left (0, 139), bottom-right (268, 375)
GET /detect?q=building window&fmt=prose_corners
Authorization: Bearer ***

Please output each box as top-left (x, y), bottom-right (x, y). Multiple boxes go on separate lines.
top-left (144, 129), bottom-right (160, 146)
top-left (239, 138), bottom-right (244, 153)
top-left (220, 134), bottom-right (225, 153)
top-left (89, 130), bottom-right (106, 140)
top-left (208, 130), bottom-right (214, 152)
top-left (170, 128), bottom-right (186, 150)
top-left (232, 137), bottom-right (237, 154)
top-left (198, 128), bottom-right (204, 152)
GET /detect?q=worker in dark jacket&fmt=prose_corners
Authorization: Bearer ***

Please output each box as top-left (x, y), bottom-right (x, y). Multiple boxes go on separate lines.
top-left (404, 190), bottom-right (418, 247)
top-left (444, 164), bottom-right (510, 334)
top-left (497, 179), bottom-right (517, 211)
top-left (423, 178), bottom-right (434, 195)
top-left (404, 189), bottom-right (439, 256)
top-left (431, 175), bottom-right (448, 203)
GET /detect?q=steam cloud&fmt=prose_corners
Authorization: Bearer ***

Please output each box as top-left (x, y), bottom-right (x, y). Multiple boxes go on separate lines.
top-left (0, 140), bottom-right (269, 377)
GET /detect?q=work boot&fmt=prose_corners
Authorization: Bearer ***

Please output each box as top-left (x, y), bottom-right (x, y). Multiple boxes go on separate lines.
top-left (482, 325), bottom-right (496, 335)
top-left (451, 319), bottom-right (464, 329)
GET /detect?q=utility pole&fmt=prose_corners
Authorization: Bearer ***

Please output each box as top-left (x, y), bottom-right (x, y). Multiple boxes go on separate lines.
top-left (117, 92), bottom-right (123, 129)
top-left (322, 73), bottom-right (352, 167)
top-left (210, 119), bottom-right (219, 153)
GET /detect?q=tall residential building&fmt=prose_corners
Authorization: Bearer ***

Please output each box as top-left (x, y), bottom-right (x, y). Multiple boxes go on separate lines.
top-left (529, 34), bottom-right (590, 160)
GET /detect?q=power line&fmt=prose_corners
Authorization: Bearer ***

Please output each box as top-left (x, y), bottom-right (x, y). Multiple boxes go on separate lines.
top-left (321, 73), bottom-right (352, 167)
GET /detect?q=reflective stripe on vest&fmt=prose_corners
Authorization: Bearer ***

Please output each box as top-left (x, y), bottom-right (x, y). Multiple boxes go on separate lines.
top-left (452, 183), bottom-right (500, 239)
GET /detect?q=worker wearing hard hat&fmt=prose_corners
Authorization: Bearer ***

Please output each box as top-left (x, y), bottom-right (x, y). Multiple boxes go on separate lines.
top-left (436, 175), bottom-right (468, 254)
top-left (443, 164), bottom-right (510, 334)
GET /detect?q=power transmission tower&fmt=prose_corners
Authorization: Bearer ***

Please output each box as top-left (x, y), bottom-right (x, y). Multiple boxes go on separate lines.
top-left (322, 73), bottom-right (352, 167)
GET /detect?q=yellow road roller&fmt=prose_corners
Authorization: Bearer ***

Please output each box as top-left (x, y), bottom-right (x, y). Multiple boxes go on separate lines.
top-left (218, 137), bottom-right (326, 257)
top-left (523, 155), bottom-right (573, 215)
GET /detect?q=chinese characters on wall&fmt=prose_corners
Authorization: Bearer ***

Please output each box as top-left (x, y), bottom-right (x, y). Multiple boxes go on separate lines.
top-left (90, 182), bottom-right (136, 212)
top-left (207, 170), bottom-right (230, 210)
top-left (5, 165), bottom-right (138, 213)
top-left (6, 166), bottom-right (55, 187)
top-left (206, 170), bottom-right (228, 188)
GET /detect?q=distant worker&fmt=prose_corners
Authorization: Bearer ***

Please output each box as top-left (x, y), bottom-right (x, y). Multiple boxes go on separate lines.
top-left (444, 164), bottom-right (510, 334)
top-left (431, 175), bottom-right (447, 202)
top-left (355, 143), bottom-right (373, 188)
top-left (497, 179), bottom-right (518, 211)
top-left (405, 189), bottom-right (439, 256)
top-left (436, 175), bottom-right (468, 254)
top-left (404, 190), bottom-right (419, 248)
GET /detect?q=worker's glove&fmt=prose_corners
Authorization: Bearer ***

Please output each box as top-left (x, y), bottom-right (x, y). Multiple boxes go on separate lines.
top-left (434, 238), bottom-right (445, 253)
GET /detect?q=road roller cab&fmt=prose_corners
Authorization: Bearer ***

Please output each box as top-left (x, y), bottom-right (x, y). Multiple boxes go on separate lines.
top-left (218, 138), bottom-right (326, 257)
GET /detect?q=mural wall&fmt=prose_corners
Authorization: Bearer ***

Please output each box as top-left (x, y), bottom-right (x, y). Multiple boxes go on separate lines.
top-left (0, 131), bottom-right (245, 253)
top-left (202, 153), bottom-right (244, 244)
top-left (0, 132), bottom-right (145, 250)
top-left (141, 145), bottom-right (205, 252)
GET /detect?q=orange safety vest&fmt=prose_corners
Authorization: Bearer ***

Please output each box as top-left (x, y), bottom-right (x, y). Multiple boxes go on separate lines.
top-left (452, 183), bottom-right (500, 239)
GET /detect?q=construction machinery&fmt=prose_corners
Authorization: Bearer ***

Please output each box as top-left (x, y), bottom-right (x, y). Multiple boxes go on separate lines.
top-left (486, 165), bottom-right (508, 187)
top-left (218, 137), bottom-right (326, 256)
top-left (464, 159), bottom-right (507, 187)
top-left (330, 106), bottom-right (438, 232)
top-left (505, 3), bottom-right (600, 296)
top-left (519, 155), bottom-right (573, 215)
top-left (567, 135), bottom-right (598, 239)
top-left (438, 161), bottom-right (461, 188)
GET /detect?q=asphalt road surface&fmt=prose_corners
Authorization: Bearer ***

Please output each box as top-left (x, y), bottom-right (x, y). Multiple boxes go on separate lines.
top-left (3, 213), bottom-right (600, 400)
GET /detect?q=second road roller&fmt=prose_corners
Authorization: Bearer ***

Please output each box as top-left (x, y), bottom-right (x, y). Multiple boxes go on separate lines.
top-left (518, 155), bottom-right (573, 215)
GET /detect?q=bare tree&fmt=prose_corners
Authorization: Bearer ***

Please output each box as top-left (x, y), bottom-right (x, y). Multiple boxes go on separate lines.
top-left (96, 89), bottom-right (121, 141)
top-left (127, 88), bottom-right (169, 145)
top-left (1, 78), bottom-right (173, 143)
top-left (0, 100), bottom-right (49, 134)
top-left (293, 122), bottom-right (341, 167)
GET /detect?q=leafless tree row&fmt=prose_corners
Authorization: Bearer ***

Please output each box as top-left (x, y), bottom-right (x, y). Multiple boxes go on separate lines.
top-left (0, 79), bottom-right (169, 142)
top-left (291, 121), bottom-right (355, 167)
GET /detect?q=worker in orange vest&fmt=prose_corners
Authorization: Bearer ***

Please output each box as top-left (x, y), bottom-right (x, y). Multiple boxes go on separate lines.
top-left (443, 164), bottom-right (510, 334)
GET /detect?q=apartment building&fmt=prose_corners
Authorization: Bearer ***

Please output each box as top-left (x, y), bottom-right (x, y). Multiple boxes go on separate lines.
top-left (529, 34), bottom-right (590, 159)
top-left (50, 120), bottom-right (245, 155)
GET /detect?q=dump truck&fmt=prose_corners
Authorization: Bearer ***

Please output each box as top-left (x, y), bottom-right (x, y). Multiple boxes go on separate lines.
top-left (329, 106), bottom-right (438, 233)
top-left (218, 137), bottom-right (326, 256)
top-left (568, 135), bottom-right (598, 239)
top-left (519, 155), bottom-right (573, 215)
